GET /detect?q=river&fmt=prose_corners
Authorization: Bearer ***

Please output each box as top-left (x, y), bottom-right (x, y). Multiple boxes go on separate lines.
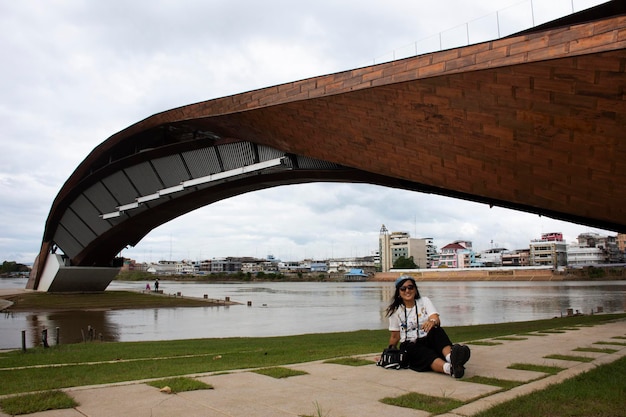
top-left (1, 278), bottom-right (625, 349)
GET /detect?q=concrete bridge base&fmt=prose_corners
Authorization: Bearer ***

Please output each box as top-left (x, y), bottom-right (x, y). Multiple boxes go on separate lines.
top-left (36, 254), bottom-right (119, 292)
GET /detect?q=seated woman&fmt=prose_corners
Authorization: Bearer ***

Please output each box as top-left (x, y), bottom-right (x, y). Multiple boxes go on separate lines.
top-left (385, 275), bottom-right (471, 378)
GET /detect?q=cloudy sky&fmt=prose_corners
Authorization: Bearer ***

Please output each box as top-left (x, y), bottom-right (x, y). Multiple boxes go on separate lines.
top-left (0, 0), bottom-right (614, 265)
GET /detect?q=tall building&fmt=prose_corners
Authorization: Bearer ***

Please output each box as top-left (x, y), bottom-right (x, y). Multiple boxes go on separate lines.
top-left (411, 237), bottom-right (437, 269)
top-left (378, 225), bottom-right (436, 272)
top-left (529, 233), bottom-right (567, 267)
top-left (379, 225), bottom-right (392, 272)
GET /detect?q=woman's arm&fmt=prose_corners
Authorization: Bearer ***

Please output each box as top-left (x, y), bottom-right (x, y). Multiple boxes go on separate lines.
top-left (388, 330), bottom-right (400, 348)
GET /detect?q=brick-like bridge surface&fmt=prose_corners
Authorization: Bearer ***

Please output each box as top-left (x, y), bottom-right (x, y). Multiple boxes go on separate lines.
top-left (31, 6), bottom-right (626, 289)
top-left (115, 13), bottom-right (626, 231)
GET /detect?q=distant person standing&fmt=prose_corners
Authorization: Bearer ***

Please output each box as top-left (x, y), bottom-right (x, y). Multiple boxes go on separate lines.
top-left (154, 279), bottom-right (159, 292)
top-left (146, 283), bottom-right (151, 292)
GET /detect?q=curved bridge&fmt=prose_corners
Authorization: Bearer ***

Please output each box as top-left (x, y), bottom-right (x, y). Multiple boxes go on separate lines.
top-left (29, 3), bottom-right (626, 291)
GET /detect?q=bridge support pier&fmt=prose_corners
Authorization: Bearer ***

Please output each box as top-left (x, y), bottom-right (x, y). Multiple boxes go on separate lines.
top-left (36, 254), bottom-right (119, 292)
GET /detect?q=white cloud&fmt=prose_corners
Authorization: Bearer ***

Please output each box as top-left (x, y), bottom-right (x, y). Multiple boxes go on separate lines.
top-left (0, 0), bottom-right (614, 265)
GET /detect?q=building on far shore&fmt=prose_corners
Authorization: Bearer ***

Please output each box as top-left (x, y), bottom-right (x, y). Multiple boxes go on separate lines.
top-left (119, 229), bottom-right (625, 278)
top-left (567, 243), bottom-right (605, 266)
top-left (529, 233), bottom-right (568, 267)
top-left (379, 225), bottom-right (436, 272)
top-left (618, 233), bottom-right (626, 253)
top-left (502, 249), bottom-right (530, 267)
top-left (433, 241), bottom-right (472, 268)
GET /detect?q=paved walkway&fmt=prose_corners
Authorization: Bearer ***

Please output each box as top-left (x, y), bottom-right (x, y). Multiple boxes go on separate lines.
top-left (0, 319), bottom-right (624, 417)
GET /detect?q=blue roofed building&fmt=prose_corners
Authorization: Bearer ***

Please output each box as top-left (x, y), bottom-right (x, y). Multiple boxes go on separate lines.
top-left (344, 268), bottom-right (368, 281)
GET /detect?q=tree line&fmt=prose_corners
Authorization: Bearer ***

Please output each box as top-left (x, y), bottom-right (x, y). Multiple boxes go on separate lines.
top-left (1, 261), bottom-right (30, 274)
top-left (393, 256), bottom-right (417, 269)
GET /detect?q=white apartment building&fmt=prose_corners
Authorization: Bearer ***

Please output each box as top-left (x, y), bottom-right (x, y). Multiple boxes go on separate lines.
top-left (327, 257), bottom-right (377, 273)
top-left (379, 225), bottom-right (436, 272)
top-left (529, 233), bottom-right (568, 267)
top-left (241, 262), bottom-right (263, 273)
top-left (567, 243), bottom-right (605, 266)
top-left (146, 260), bottom-right (177, 275)
top-left (175, 260), bottom-right (198, 275)
top-left (479, 247), bottom-right (508, 267)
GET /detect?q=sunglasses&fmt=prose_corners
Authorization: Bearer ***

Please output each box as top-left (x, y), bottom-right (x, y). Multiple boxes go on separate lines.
top-left (399, 285), bottom-right (415, 292)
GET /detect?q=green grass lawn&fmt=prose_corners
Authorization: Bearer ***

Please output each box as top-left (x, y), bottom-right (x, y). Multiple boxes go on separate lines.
top-left (0, 313), bottom-right (623, 396)
top-left (474, 355), bottom-right (626, 417)
top-left (0, 391), bottom-right (77, 415)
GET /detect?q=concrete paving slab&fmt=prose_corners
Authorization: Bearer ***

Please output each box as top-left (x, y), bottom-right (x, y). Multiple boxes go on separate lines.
top-left (290, 361), bottom-right (499, 402)
top-left (196, 373), bottom-right (320, 416)
top-left (70, 384), bottom-right (200, 417)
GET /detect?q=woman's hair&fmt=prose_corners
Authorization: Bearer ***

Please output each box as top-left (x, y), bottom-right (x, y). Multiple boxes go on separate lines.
top-left (385, 279), bottom-right (421, 317)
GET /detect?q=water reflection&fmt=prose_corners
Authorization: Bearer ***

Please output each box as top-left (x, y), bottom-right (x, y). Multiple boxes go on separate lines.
top-left (1, 279), bottom-right (625, 349)
top-left (25, 310), bottom-right (120, 346)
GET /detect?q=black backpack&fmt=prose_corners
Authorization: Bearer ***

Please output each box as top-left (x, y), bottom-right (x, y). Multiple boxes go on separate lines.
top-left (376, 347), bottom-right (405, 369)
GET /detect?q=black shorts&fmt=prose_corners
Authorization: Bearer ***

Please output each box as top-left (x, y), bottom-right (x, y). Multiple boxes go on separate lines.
top-left (400, 326), bottom-right (453, 372)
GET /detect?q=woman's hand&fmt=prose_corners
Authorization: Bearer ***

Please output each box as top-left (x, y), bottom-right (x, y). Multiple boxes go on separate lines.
top-left (422, 315), bottom-right (439, 332)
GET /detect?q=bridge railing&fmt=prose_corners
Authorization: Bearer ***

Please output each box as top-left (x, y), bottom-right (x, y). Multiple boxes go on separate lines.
top-left (369, 0), bottom-right (608, 65)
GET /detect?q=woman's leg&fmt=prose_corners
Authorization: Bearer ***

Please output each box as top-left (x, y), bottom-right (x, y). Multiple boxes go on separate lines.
top-left (427, 327), bottom-right (453, 358)
top-left (403, 341), bottom-right (439, 372)
top-left (430, 357), bottom-right (449, 374)
top-left (425, 327), bottom-right (471, 377)
top-left (442, 344), bottom-right (452, 358)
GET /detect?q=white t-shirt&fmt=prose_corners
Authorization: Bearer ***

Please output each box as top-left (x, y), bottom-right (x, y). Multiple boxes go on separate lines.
top-left (388, 297), bottom-right (439, 342)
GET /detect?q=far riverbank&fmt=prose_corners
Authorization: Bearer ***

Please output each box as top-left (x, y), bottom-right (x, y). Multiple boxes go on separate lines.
top-left (372, 266), bottom-right (626, 282)
top-left (113, 265), bottom-right (626, 283)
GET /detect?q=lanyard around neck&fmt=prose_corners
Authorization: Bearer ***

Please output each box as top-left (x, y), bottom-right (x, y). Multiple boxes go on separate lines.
top-left (403, 304), bottom-right (415, 338)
